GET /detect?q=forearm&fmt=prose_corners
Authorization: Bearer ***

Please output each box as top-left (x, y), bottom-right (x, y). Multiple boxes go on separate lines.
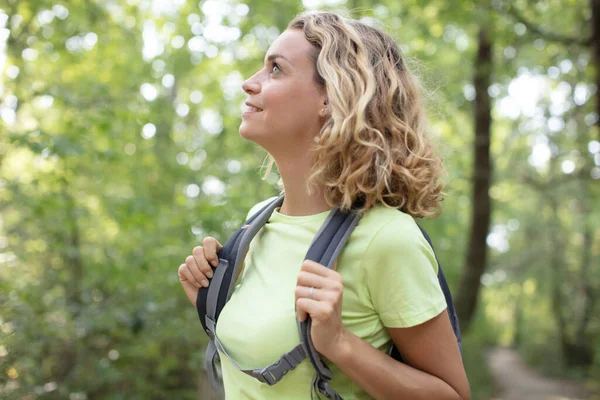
top-left (328, 330), bottom-right (464, 400)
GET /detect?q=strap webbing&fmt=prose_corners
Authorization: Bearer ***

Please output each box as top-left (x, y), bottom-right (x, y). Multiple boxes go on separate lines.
top-left (311, 375), bottom-right (343, 400)
top-left (204, 338), bottom-right (222, 392)
top-left (213, 335), bottom-right (307, 385)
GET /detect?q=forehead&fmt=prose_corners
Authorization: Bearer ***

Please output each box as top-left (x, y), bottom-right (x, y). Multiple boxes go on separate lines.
top-left (266, 29), bottom-right (313, 66)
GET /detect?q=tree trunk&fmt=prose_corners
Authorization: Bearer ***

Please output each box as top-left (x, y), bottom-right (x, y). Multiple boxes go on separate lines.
top-left (577, 227), bottom-right (594, 341)
top-left (455, 26), bottom-right (493, 333)
top-left (572, 184), bottom-right (595, 367)
top-left (52, 186), bottom-right (84, 383)
top-left (64, 187), bottom-right (84, 318)
top-left (548, 196), bottom-right (569, 364)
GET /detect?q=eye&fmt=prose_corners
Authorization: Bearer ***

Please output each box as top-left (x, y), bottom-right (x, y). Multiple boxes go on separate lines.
top-left (270, 62), bottom-right (281, 74)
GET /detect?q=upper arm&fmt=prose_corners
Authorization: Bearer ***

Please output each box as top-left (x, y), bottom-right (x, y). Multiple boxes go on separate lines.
top-left (365, 217), bottom-right (470, 398)
top-left (365, 218), bottom-right (446, 328)
top-left (387, 311), bottom-right (470, 399)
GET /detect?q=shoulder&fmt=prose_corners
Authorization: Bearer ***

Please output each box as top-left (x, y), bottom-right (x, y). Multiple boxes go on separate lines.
top-left (360, 205), bottom-right (424, 246)
top-left (358, 205), bottom-right (437, 271)
top-left (245, 196), bottom-right (279, 220)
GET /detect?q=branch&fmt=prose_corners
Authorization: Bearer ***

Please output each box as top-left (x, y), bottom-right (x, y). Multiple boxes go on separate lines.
top-left (501, 4), bottom-right (591, 47)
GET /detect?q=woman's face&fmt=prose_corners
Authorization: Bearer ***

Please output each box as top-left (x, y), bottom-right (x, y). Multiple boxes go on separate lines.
top-left (239, 29), bottom-right (327, 155)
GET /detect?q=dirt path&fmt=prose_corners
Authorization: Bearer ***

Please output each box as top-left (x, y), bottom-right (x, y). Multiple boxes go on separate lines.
top-left (487, 347), bottom-right (590, 400)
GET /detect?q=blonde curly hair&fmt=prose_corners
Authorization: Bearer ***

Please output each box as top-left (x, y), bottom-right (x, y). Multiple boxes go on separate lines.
top-left (263, 11), bottom-right (446, 219)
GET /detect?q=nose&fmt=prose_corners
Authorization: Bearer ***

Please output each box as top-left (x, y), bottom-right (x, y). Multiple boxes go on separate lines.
top-left (242, 75), bottom-right (261, 95)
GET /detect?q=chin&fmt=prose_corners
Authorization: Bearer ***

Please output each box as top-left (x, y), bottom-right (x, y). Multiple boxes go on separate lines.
top-left (239, 126), bottom-right (267, 148)
top-left (240, 128), bottom-right (281, 156)
top-left (239, 125), bottom-right (256, 141)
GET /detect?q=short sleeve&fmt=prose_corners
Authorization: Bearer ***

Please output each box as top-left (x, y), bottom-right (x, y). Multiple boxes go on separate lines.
top-left (363, 218), bottom-right (447, 328)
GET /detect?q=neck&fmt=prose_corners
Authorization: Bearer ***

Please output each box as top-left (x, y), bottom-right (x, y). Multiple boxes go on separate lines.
top-left (273, 153), bottom-right (331, 217)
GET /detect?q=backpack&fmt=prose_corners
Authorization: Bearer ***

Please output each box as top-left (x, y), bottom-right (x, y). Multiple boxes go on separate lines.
top-left (196, 196), bottom-right (462, 399)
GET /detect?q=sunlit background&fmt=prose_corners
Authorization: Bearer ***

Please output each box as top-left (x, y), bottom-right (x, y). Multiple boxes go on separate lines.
top-left (1, 0), bottom-right (598, 399)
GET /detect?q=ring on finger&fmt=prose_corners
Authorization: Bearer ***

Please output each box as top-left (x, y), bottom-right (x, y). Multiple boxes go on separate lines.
top-left (309, 286), bottom-right (315, 300)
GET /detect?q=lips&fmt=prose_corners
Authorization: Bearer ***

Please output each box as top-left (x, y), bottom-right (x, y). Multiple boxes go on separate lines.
top-left (245, 101), bottom-right (263, 112)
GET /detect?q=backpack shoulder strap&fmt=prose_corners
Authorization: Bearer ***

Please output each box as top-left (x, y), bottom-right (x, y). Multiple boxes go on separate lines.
top-left (300, 215), bottom-right (464, 399)
top-left (298, 206), bottom-right (362, 400)
top-left (196, 196), bottom-right (284, 333)
top-left (197, 196), bottom-right (284, 390)
top-left (417, 226), bottom-right (462, 354)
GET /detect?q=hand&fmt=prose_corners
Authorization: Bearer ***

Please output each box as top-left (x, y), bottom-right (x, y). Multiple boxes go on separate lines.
top-left (295, 260), bottom-right (350, 361)
top-left (178, 237), bottom-right (222, 306)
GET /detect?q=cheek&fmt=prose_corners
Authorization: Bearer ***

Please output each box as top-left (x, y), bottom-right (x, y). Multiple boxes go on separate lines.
top-left (265, 87), bottom-right (319, 128)
top-left (239, 82), bottom-right (322, 145)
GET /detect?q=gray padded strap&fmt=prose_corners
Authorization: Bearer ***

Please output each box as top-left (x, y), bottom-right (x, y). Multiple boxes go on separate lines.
top-left (206, 259), bottom-right (229, 323)
top-left (226, 196), bottom-right (284, 299)
top-left (205, 197), bottom-right (282, 333)
top-left (206, 196), bottom-right (361, 392)
top-left (322, 211), bottom-right (360, 269)
top-left (205, 196), bottom-right (308, 388)
top-left (307, 207), bottom-right (339, 255)
top-left (305, 208), bottom-right (360, 269)
top-left (301, 207), bottom-right (360, 400)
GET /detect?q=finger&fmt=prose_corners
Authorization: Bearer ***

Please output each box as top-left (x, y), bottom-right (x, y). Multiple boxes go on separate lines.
top-left (178, 266), bottom-right (200, 306)
top-left (188, 250), bottom-right (212, 280)
top-left (301, 259), bottom-right (340, 277)
top-left (191, 247), bottom-right (214, 279)
top-left (297, 271), bottom-right (328, 289)
top-left (182, 260), bottom-right (209, 288)
top-left (179, 263), bottom-right (206, 288)
top-left (202, 237), bottom-right (223, 267)
top-left (295, 297), bottom-right (317, 322)
top-left (297, 300), bottom-right (308, 322)
top-left (297, 271), bottom-right (343, 293)
top-left (294, 285), bottom-right (325, 302)
top-left (296, 298), bottom-right (334, 322)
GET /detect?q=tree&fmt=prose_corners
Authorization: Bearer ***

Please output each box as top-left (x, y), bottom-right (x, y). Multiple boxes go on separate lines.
top-left (455, 24), bottom-right (494, 333)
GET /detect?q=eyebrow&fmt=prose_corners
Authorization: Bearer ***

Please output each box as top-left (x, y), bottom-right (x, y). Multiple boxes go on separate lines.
top-left (265, 53), bottom-right (292, 65)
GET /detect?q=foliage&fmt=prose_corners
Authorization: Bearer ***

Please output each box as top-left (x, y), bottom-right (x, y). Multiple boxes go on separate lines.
top-left (0, 0), bottom-right (598, 399)
top-left (461, 309), bottom-right (498, 400)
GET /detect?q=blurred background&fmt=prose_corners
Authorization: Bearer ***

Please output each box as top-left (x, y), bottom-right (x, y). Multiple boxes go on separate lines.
top-left (1, 0), bottom-right (598, 399)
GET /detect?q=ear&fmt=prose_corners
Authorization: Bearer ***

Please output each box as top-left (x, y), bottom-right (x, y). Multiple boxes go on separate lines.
top-left (319, 96), bottom-right (330, 118)
top-left (319, 107), bottom-right (330, 118)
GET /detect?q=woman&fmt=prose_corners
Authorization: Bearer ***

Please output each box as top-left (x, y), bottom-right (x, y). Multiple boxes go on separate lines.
top-left (179, 11), bottom-right (470, 400)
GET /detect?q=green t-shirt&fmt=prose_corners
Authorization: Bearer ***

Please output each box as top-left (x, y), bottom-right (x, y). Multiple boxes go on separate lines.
top-left (215, 198), bottom-right (447, 399)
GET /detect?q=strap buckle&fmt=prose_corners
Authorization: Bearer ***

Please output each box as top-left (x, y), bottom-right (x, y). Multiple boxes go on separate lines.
top-left (257, 368), bottom-right (277, 386)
